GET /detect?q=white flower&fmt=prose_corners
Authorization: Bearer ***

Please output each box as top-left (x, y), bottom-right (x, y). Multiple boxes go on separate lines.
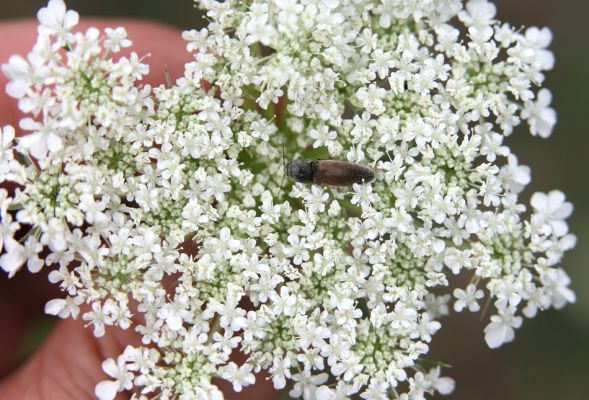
top-left (522, 88), bottom-right (557, 138)
top-left (459, 0), bottom-right (497, 28)
top-left (243, 4), bottom-right (277, 46)
top-left (37, 0), bottom-right (79, 38)
top-left (540, 269), bottom-right (576, 309)
top-left (205, 173), bottom-right (231, 202)
top-left (531, 190), bottom-right (573, 236)
top-left (316, 386), bottom-right (337, 400)
top-left (104, 27), bottom-right (132, 52)
top-left (0, 126), bottom-right (19, 180)
top-left (502, 155), bottom-right (531, 194)
top-left (285, 234), bottom-right (310, 266)
top-left (40, 218), bottom-right (68, 252)
top-left (117, 53), bottom-right (149, 80)
top-left (270, 357), bottom-right (292, 390)
top-left (158, 300), bottom-right (187, 331)
top-left (95, 380), bottom-right (118, 400)
top-left (17, 118), bottom-right (63, 159)
top-left (351, 183), bottom-right (376, 209)
top-left (356, 84), bottom-right (386, 115)
top-left (484, 307), bottom-right (523, 348)
top-left (207, 287), bottom-right (247, 332)
top-left (360, 378), bottom-right (388, 399)
top-left (0, 211), bottom-right (19, 254)
top-left (289, 371), bottom-right (329, 400)
top-left (45, 296), bottom-right (82, 319)
top-left (453, 284), bottom-right (484, 312)
top-left (95, 354), bottom-right (134, 400)
top-left (523, 27), bottom-right (555, 70)
top-left (269, 286), bottom-right (298, 317)
top-left (304, 185), bottom-right (329, 214)
top-left (426, 367), bottom-right (455, 396)
top-left (444, 249), bottom-right (472, 274)
top-left (79, 194), bottom-right (107, 225)
top-left (309, 125), bottom-right (337, 149)
top-left (2, 55), bottom-right (37, 99)
top-left (219, 362), bottom-right (255, 392)
top-left (0, 125), bottom-right (15, 148)
top-left (83, 302), bottom-right (110, 337)
top-left (0, 239), bottom-right (27, 278)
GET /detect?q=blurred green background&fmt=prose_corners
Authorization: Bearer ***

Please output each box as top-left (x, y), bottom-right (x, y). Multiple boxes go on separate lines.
top-left (1, 1), bottom-right (588, 399)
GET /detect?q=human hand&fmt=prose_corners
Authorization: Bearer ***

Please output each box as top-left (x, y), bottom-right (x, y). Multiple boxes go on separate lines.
top-left (0, 19), bottom-right (277, 400)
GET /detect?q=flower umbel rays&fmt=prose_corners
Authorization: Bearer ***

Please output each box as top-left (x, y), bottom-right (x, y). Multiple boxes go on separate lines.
top-left (0, 0), bottom-right (576, 399)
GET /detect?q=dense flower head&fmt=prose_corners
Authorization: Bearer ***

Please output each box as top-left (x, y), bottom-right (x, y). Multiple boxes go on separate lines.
top-left (0, 0), bottom-right (576, 399)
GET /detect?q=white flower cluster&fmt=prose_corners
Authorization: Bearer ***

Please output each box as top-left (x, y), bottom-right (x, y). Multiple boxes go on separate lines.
top-left (0, 0), bottom-right (577, 399)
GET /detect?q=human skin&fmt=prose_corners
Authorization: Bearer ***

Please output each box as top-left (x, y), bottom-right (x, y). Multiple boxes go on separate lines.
top-left (0, 19), bottom-right (277, 400)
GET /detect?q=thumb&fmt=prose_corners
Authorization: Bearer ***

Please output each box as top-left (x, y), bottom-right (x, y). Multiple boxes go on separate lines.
top-left (0, 17), bottom-right (279, 400)
top-left (0, 317), bottom-right (279, 400)
top-left (0, 318), bottom-right (140, 399)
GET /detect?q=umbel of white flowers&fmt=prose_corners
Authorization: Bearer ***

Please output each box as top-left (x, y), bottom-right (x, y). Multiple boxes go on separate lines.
top-left (0, 0), bottom-right (576, 399)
